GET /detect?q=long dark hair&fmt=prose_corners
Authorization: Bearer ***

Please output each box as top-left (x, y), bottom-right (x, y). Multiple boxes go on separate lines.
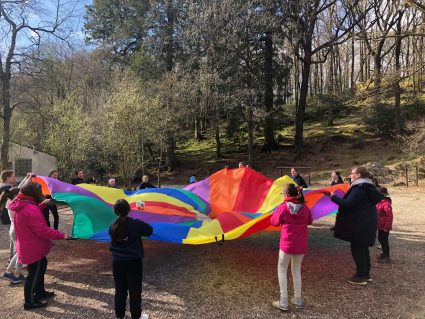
top-left (0, 187), bottom-right (19, 210)
top-left (110, 199), bottom-right (131, 242)
top-left (283, 183), bottom-right (305, 204)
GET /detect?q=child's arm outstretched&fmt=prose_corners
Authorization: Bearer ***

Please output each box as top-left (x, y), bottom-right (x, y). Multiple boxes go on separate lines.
top-left (28, 206), bottom-right (66, 240)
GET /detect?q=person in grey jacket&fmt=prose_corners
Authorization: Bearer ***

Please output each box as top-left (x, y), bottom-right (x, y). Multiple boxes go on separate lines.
top-left (326, 166), bottom-right (384, 285)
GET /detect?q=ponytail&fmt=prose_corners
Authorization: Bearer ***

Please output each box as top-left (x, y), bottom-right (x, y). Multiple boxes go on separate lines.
top-left (283, 184), bottom-right (305, 204)
top-left (0, 191), bottom-right (8, 210)
top-left (0, 187), bottom-right (19, 210)
top-left (296, 186), bottom-right (305, 204)
top-left (110, 199), bottom-right (131, 242)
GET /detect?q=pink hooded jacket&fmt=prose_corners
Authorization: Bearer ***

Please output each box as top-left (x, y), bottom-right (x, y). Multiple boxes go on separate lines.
top-left (10, 196), bottom-right (65, 265)
top-left (270, 198), bottom-right (312, 255)
top-left (376, 197), bottom-right (393, 232)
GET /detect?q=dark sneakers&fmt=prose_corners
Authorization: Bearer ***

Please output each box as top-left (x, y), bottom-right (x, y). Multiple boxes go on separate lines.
top-left (24, 300), bottom-right (47, 310)
top-left (36, 291), bottom-right (56, 300)
top-left (378, 255), bottom-right (391, 263)
top-left (347, 275), bottom-right (368, 285)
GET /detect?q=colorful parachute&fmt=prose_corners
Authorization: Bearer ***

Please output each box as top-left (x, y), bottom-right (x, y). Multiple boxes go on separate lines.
top-left (33, 168), bottom-right (349, 244)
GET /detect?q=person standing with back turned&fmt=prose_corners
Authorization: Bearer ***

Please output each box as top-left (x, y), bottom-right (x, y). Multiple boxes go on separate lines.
top-left (327, 166), bottom-right (384, 285)
top-left (109, 199), bottom-right (153, 319)
top-left (270, 184), bottom-right (312, 311)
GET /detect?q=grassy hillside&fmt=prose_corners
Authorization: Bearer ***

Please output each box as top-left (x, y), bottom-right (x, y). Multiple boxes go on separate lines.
top-left (168, 90), bottom-right (425, 186)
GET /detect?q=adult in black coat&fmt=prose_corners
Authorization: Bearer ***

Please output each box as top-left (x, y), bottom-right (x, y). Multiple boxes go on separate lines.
top-left (290, 168), bottom-right (308, 188)
top-left (328, 166), bottom-right (384, 285)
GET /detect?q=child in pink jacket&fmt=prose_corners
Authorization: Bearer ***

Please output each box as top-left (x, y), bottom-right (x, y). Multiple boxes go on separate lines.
top-left (10, 182), bottom-right (67, 310)
top-left (376, 186), bottom-right (393, 263)
top-left (270, 184), bottom-right (312, 311)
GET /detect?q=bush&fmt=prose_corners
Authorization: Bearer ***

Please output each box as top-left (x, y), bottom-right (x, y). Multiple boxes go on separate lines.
top-left (363, 103), bottom-right (403, 136)
top-left (305, 92), bottom-right (351, 123)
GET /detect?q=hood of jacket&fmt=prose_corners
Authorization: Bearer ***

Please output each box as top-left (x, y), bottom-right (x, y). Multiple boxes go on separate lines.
top-left (286, 201), bottom-right (303, 215)
top-left (351, 181), bottom-right (384, 205)
top-left (9, 196), bottom-right (36, 212)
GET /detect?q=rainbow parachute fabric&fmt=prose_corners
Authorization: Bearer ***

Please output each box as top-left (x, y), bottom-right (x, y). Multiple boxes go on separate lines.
top-left (33, 168), bottom-right (349, 244)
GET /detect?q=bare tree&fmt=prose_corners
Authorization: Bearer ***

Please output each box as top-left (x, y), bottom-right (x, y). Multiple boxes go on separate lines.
top-left (280, 0), bottom-right (364, 156)
top-left (0, 0), bottom-right (77, 169)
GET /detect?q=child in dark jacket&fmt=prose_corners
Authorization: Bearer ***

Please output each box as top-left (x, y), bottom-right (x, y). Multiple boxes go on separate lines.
top-left (109, 199), bottom-right (153, 319)
top-left (270, 184), bottom-right (312, 311)
top-left (376, 187), bottom-right (393, 263)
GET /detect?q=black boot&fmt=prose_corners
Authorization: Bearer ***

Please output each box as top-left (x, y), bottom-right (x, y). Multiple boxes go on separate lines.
top-left (24, 300), bottom-right (47, 310)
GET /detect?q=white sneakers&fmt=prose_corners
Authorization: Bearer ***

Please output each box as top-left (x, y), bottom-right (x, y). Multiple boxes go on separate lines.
top-left (272, 297), bottom-right (289, 311)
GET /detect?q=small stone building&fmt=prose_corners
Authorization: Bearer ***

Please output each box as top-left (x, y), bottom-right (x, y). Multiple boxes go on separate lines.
top-left (7, 142), bottom-right (57, 180)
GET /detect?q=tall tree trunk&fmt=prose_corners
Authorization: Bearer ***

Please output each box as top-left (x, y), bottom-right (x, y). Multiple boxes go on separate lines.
top-left (351, 35), bottom-right (355, 87)
top-left (420, 20), bottom-right (424, 92)
top-left (295, 41), bottom-right (312, 156)
top-left (359, 40), bottom-right (365, 82)
top-left (328, 46), bottom-right (335, 126)
top-left (165, 2), bottom-right (174, 72)
top-left (413, 37), bottom-right (417, 94)
top-left (393, 10), bottom-right (404, 137)
top-left (373, 42), bottom-right (384, 106)
top-left (1, 73), bottom-right (12, 170)
top-left (164, 1), bottom-right (178, 167)
top-left (158, 141), bottom-right (163, 187)
top-left (194, 117), bottom-right (203, 140)
top-left (246, 104), bottom-right (255, 168)
top-left (215, 120), bottom-right (221, 159)
top-left (165, 135), bottom-right (178, 171)
top-left (263, 31), bottom-right (278, 152)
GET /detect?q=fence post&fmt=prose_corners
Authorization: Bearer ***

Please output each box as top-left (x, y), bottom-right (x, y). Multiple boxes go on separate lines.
top-left (405, 165), bottom-right (409, 187)
top-left (416, 166), bottom-right (419, 186)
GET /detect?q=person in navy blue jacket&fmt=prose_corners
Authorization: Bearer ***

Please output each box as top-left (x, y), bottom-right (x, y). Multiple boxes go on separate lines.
top-left (290, 168), bottom-right (308, 188)
top-left (109, 199), bottom-right (153, 319)
top-left (326, 166), bottom-right (384, 285)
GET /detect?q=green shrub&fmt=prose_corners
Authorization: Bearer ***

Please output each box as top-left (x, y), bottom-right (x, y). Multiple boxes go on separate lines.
top-left (363, 103), bottom-right (403, 136)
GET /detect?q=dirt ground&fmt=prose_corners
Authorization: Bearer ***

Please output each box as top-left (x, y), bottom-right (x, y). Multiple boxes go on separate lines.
top-left (1, 185), bottom-right (425, 319)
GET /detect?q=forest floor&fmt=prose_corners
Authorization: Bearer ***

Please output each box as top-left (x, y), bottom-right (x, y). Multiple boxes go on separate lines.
top-left (1, 185), bottom-right (425, 319)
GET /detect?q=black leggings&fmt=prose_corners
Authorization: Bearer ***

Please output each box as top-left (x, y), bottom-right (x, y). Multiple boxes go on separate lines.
top-left (378, 230), bottom-right (390, 257)
top-left (42, 204), bottom-right (59, 230)
top-left (350, 242), bottom-right (371, 278)
top-left (113, 259), bottom-right (143, 319)
top-left (25, 257), bottom-right (48, 304)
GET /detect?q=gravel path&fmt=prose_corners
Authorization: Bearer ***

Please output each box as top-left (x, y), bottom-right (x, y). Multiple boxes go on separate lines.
top-left (1, 186), bottom-right (424, 319)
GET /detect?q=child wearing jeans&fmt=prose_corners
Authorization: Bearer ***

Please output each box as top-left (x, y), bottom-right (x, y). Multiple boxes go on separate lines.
top-left (0, 187), bottom-right (25, 283)
top-left (270, 184), bottom-right (312, 311)
top-left (110, 199), bottom-right (153, 319)
top-left (376, 186), bottom-right (393, 263)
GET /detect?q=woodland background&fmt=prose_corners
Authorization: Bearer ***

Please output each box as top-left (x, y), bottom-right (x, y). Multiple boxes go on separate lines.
top-left (1, 0), bottom-right (425, 184)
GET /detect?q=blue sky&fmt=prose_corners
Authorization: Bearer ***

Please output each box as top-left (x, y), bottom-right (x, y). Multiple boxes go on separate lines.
top-left (1, 0), bottom-right (93, 55)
